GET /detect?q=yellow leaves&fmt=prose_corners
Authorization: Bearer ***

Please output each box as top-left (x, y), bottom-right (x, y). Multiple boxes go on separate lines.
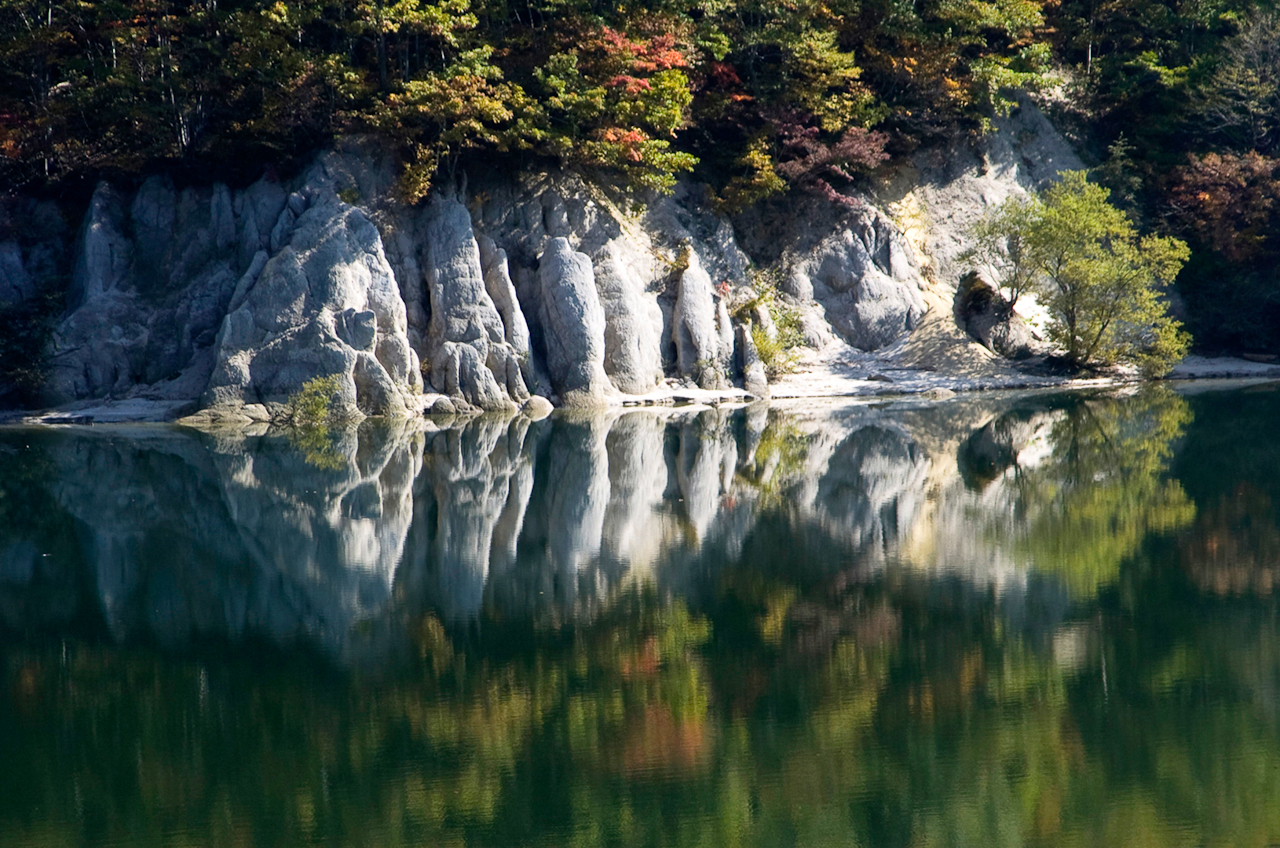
top-left (265, 2), bottom-right (291, 25)
top-left (719, 134), bottom-right (787, 211)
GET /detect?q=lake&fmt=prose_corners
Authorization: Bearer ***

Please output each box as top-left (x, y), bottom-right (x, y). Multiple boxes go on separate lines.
top-left (3, 384), bottom-right (1280, 847)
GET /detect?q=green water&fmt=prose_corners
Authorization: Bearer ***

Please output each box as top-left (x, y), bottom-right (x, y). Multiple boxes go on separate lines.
top-left (2, 384), bottom-right (1280, 848)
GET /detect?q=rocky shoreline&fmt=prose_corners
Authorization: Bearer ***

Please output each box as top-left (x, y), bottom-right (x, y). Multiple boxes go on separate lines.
top-left (4, 98), bottom-right (1273, 428)
top-left (2, 355), bottom-right (1277, 428)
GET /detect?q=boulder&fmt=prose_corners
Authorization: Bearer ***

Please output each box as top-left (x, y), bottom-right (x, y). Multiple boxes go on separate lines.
top-left (538, 237), bottom-right (612, 406)
top-left (957, 273), bottom-right (1034, 359)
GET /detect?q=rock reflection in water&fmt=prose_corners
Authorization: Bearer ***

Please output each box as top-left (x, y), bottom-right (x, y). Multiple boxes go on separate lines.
top-left (0, 388), bottom-right (1199, 660)
top-left (7, 422), bottom-right (423, 654)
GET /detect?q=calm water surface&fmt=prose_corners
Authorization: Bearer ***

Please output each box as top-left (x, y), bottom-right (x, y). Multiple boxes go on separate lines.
top-left (2, 385), bottom-right (1280, 847)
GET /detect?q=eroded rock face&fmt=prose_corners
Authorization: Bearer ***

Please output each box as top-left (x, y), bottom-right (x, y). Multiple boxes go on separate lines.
top-left (673, 251), bottom-right (734, 388)
top-left (737, 322), bottom-right (769, 398)
top-left (0, 197), bottom-right (66, 310)
top-left (35, 158), bottom-right (945, 411)
top-left (421, 196), bottom-right (528, 410)
top-left (593, 238), bottom-right (664, 393)
top-left (205, 195), bottom-right (420, 415)
top-left (29, 105), bottom-right (1086, 413)
top-left (538, 238), bottom-right (612, 405)
top-left (476, 234), bottom-right (535, 389)
top-left (471, 172), bottom-right (746, 397)
top-left (789, 207), bottom-right (927, 351)
top-left (49, 179), bottom-right (244, 403)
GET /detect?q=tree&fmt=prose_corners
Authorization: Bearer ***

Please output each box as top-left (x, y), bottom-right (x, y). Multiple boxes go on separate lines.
top-left (969, 171), bottom-right (1191, 374)
top-left (963, 196), bottom-right (1041, 310)
top-left (1196, 10), bottom-right (1280, 154)
top-left (533, 25), bottom-right (698, 192)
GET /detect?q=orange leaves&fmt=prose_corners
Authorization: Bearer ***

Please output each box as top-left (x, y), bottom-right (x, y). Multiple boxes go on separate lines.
top-left (1168, 151), bottom-right (1280, 264)
top-left (600, 127), bottom-right (648, 161)
top-left (587, 26), bottom-right (689, 77)
top-left (633, 33), bottom-right (688, 73)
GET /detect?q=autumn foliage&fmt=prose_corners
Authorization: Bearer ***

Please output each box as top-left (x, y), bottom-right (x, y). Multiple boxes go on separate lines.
top-left (0, 0), bottom-right (1057, 202)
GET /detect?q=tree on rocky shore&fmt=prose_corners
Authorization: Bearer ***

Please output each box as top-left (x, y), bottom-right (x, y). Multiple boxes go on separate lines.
top-left (970, 171), bottom-right (1190, 375)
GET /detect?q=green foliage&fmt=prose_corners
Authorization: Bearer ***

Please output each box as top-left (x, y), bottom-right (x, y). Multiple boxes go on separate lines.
top-left (375, 45), bottom-right (542, 201)
top-left (963, 197), bottom-right (1042, 310)
top-left (717, 134), bottom-right (787, 211)
top-left (287, 375), bottom-right (344, 426)
top-left (737, 414), bottom-right (810, 501)
top-left (970, 42), bottom-right (1056, 118)
top-left (1014, 389), bottom-right (1196, 596)
top-left (1038, 0), bottom-right (1280, 354)
top-left (533, 27), bottom-right (699, 192)
top-left (285, 423), bottom-right (346, 471)
top-left (1193, 9), bottom-right (1280, 154)
top-left (970, 171), bottom-right (1191, 374)
top-left (734, 274), bottom-right (805, 379)
top-left (0, 0), bottom-right (1064, 202)
top-left (284, 375), bottom-right (348, 469)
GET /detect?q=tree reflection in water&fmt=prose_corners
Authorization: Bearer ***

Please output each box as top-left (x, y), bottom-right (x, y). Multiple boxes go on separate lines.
top-left (2, 386), bottom-right (1280, 847)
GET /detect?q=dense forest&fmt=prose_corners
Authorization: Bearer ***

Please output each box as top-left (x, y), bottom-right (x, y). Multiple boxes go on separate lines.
top-left (1, 0), bottom-right (1278, 351)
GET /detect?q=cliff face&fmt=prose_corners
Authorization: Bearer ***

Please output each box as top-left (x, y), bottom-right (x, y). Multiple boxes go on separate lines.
top-left (2, 101), bottom-right (1082, 416)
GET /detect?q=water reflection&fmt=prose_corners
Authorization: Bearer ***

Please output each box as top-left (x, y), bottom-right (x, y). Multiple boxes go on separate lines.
top-left (0, 391), bottom-right (1199, 653)
top-left (4, 385), bottom-right (1280, 846)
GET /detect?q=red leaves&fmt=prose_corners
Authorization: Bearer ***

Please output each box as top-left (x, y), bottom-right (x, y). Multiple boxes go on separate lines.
top-left (602, 127), bottom-right (648, 161)
top-left (591, 27), bottom-right (688, 76)
top-left (599, 26), bottom-right (643, 56)
top-left (706, 62), bottom-right (743, 90)
top-left (632, 34), bottom-right (688, 73)
top-left (769, 107), bottom-right (889, 201)
top-left (608, 75), bottom-right (653, 94)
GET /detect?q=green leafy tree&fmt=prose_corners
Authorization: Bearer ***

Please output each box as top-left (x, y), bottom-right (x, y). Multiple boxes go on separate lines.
top-left (971, 171), bottom-right (1190, 374)
top-left (376, 45), bottom-right (542, 201)
top-left (964, 196), bottom-right (1042, 310)
top-left (534, 25), bottom-right (697, 192)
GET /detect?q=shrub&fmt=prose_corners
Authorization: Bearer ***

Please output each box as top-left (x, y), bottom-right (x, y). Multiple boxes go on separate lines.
top-left (734, 272), bottom-right (805, 379)
top-left (286, 375), bottom-right (344, 426)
